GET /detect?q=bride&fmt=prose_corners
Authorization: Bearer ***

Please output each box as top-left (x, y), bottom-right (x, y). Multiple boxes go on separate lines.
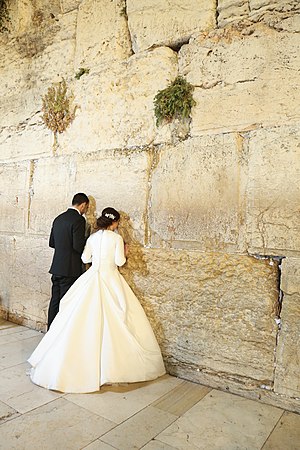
top-left (28, 207), bottom-right (165, 393)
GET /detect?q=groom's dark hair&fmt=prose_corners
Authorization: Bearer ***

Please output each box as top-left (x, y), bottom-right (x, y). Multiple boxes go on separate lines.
top-left (72, 193), bottom-right (89, 206)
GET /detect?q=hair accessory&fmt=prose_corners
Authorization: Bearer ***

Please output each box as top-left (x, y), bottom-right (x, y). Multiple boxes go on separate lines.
top-left (105, 213), bottom-right (115, 220)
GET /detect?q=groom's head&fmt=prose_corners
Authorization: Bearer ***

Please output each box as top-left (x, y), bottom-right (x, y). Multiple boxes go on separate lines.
top-left (72, 193), bottom-right (89, 215)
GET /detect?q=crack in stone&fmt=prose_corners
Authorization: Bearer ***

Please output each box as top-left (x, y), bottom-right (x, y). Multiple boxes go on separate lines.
top-left (144, 147), bottom-right (160, 247)
top-left (27, 160), bottom-right (35, 230)
top-left (120, 0), bottom-right (134, 55)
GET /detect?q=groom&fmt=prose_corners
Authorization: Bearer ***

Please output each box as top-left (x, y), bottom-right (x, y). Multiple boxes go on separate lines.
top-left (47, 193), bottom-right (89, 329)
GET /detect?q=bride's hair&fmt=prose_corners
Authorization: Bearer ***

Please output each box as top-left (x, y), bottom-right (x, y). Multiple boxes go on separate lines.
top-left (96, 207), bottom-right (120, 229)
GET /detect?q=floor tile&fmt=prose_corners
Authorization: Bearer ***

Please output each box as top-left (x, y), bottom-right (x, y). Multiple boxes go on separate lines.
top-left (0, 335), bottom-right (42, 370)
top-left (141, 440), bottom-right (178, 449)
top-left (83, 440), bottom-right (119, 449)
top-left (0, 397), bottom-right (116, 450)
top-left (156, 389), bottom-right (284, 450)
top-left (0, 400), bottom-right (19, 424)
top-left (0, 362), bottom-right (63, 413)
top-left (102, 406), bottom-right (177, 450)
top-left (262, 410), bottom-right (300, 450)
top-left (66, 375), bottom-right (182, 424)
top-left (0, 328), bottom-right (41, 345)
top-left (152, 380), bottom-right (211, 416)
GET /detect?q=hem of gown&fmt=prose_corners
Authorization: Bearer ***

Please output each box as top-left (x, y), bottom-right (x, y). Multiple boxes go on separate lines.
top-left (29, 370), bottom-right (167, 394)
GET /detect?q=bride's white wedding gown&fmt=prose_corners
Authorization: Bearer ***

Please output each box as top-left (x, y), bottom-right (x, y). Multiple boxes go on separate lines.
top-left (28, 230), bottom-right (165, 393)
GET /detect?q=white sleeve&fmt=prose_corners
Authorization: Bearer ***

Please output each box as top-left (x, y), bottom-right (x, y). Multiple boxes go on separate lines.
top-left (115, 234), bottom-right (126, 267)
top-left (81, 237), bottom-right (93, 263)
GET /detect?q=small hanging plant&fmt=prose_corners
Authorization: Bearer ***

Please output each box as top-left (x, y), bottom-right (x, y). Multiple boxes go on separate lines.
top-left (75, 67), bottom-right (90, 80)
top-left (42, 79), bottom-right (77, 152)
top-left (154, 76), bottom-right (196, 127)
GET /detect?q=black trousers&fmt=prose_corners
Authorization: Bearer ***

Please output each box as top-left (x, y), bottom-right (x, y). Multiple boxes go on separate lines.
top-left (47, 275), bottom-right (78, 330)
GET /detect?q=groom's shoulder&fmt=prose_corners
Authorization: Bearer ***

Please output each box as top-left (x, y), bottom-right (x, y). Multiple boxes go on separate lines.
top-left (54, 209), bottom-right (83, 224)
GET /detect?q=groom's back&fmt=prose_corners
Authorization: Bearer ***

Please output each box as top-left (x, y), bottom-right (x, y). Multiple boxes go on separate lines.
top-left (49, 209), bottom-right (86, 277)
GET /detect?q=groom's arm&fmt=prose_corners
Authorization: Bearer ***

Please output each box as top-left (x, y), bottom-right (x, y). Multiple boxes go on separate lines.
top-left (49, 226), bottom-right (55, 249)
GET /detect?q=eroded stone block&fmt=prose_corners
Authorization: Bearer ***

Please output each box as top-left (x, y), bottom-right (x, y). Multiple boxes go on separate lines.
top-left (74, 0), bottom-right (132, 69)
top-left (149, 134), bottom-right (246, 251)
top-left (121, 248), bottom-right (279, 386)
top-left (127, 0), bottom-right (216, 53)
top-left (246, 125), bottom-right (300, 256)
top-left (0, 12), bottom-right (77, 161)
top-left (9, 236), bottom-right (52, 327)
top-left (28, 157), bottom-right (76, 235)
top-left (179, 27), bottom-right (300, 135)
top-left (0, 162), bottom-right (29, 233)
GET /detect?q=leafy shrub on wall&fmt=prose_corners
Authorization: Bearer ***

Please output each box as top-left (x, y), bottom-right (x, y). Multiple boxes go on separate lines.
top-left (154, 76), bottom-right (196, 126)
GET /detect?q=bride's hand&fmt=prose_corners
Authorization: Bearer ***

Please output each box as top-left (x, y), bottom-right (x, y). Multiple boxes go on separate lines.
top-left (124, 243), bottom-right (129, 257)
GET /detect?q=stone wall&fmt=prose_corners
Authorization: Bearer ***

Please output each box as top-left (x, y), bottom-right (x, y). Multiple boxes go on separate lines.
top-left (0, 0), bottom-right (299, 410)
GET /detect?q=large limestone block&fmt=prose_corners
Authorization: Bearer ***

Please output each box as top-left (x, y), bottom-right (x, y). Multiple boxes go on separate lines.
top-left (59, 47), bottom-right (178, 153)
top-left (121, 248), bottom-right (279, 386)
top-left (0, 12), bottom-right (77, 161)
top-left (246, 125), bottom-right (300, 256)
top-left (74, 150), bottom-right (149, 242)
top-left (10, 236), bottom-right (52, 327)
top-left (127, 0), bottom-right (216, 53)
top-left (28, 156), bottom-right (77, 235)
top-left (0, 161), bottom-right (29, 233)
top-left (149, 134), bottom-right (246, 252)
top-left (274, 258), bottom-right (300, 397)
top-left (74, 0), bottom-right (132, 69)
top-left (179, 27), bottom-right (300, 135)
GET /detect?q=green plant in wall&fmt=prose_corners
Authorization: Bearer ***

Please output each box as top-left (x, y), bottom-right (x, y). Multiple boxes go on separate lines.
top-left (154, 76), bottom-right (196, 127)
top-left (42, 79), bottom-right (77, 152)
top-left (75, 67), bottom-right (90, 80)
top-left (0, 0), bottom-right (10, 32)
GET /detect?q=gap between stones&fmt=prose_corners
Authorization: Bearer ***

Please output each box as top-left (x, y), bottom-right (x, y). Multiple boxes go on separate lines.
top-left (250, 253), bottom-right (285, 391)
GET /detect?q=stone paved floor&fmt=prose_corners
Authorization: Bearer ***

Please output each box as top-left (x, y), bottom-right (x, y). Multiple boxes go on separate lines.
top-left (0, 318), bottom-right (299, 450)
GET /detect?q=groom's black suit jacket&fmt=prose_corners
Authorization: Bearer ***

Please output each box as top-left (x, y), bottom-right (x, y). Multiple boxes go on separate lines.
top-left (49, 208), bottom-right (86, 278)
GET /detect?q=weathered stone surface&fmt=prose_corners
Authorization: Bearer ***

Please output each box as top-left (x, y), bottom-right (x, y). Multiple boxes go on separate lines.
top-left (9, 236), bottom-right (52, 328)
top-left (179, 27), bottom-right (300, 135)
top-left (149, 134), bottom-right (247, 252)
top-left (217, 0), bottom-right (300, 27)
top-left (28, 157), bottom-right (76, 235)
top-left (0, 161), bottom-right (29, 233)
top-left (217, 0), bottom-right (250, 27)
top-left (74, 0), bottom-right (132, 69)
top-left (61, 0), bottom-right (81, 14)
top-left (9, 0), bottom-right (62, 35)
top-left (121, 248), bottom-right (279, 386)
top-left (127, 0), bottom-right (216, 53)
top-left (74, 150), bottom-right (149, 243)
top-left (246, 125), bottom-right (300, 256)
top-left (274, 258), bottom-right (300, 397)
top-left (272, 13), bottom-right (300, 32)
top-left (59, 47), bottom-right (178, 153)
top-left (0, 11), bottom-right (77, 161)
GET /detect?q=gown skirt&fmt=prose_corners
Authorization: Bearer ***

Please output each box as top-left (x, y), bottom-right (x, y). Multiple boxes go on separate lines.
top-left (28, 231), bottom-right (165, 393)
